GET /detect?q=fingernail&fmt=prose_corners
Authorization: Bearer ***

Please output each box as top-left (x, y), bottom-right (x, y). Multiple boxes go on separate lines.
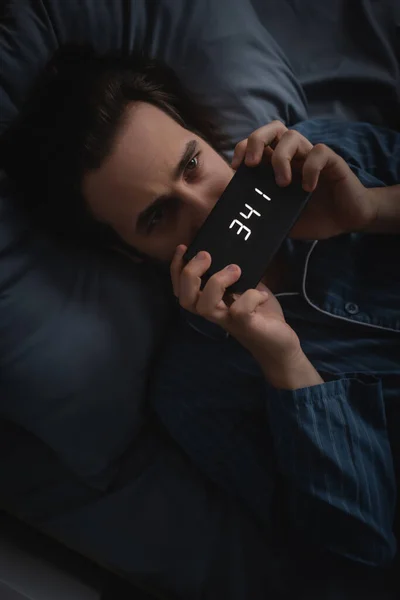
top-left (246, 153), bottom-right (255, 163)
top-left (227, 264), bottom-right (238, 271)
top-left (276, 175), bottom-right (287, 186)
top-left (195, 251), bottom-right (207, 260)
top-left (261, 291), bottom-right (269, 298)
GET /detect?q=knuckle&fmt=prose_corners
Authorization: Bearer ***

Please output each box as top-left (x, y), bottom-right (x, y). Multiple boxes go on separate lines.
top-left (180, 266), bottom-right (192, 280)
top-left (272, 119), bottom-right (286, 130)
top-left (214, 270), bottom-right (230, 287)
top-left (284, 129), bottom-right (298, 139)
top-left (211, 269), bottom-right (226, 284)
top-left (182, 262), bottom-right (198, 277)
top-left (271, 149), bottom-right (288, 165)
top-left (247, 132), bottom-right (260, 145)
top-left (313, 143), bottom-right (327, 154)
top-left (235, 139), bottom-right (247, 150)
top-left (229, 303), bottom-right (245, 320)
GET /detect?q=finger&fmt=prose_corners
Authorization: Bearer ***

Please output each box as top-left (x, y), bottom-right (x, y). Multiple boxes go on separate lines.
top-left (255, 281), bottom-right (271, 294)
top-left (244, 133), bottom-right (269, 167)
top-left (231, 121), bottom-right (287, 170)
top-left (302, 144), bottom-right (345, 192)
top-left (229, 288), bottom-right (269, 321)
top-left (232, 142), bottom-right (273, 170)
top-left (224, 281), bottom-right (270, 308)
top-left (231, 140), bottom-right (248, 170)
top-left (244, 120), bottom-right (288, 167)
top-left (271, 129), bottom-right (313, 186)
top-left (196, 264), bottom-right (242, 318)
top-left (179, 251), bottom-right (212, 310)
top-left (170, 244), bottom-right (187, 297)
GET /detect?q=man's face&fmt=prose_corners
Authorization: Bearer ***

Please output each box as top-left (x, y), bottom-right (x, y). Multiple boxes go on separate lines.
top-left (83, 102), bottom-right (234, 263)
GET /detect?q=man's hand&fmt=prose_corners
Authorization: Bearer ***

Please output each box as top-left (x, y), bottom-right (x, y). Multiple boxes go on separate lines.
top-left (171, 245), bottom-right (323, 390)
top-left (232, 121), bottom-right (377, 239)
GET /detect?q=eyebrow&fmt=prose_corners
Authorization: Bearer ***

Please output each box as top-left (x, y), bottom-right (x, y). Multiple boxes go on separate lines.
top-left (135, 139), bottom-right (198, 234)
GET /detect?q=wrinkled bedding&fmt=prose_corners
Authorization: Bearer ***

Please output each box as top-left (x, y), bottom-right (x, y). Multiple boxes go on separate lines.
top-left (252, 0), bottom-right (400, 129)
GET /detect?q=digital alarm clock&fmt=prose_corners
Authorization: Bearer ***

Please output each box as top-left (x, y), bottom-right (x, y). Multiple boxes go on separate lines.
top-left (183, 160), bottom-right (312, 294)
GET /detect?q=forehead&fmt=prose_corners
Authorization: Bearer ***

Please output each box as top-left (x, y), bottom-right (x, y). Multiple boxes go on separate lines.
top-left (83, 102), bottom-right (189, 207)
top-left (112, 102), bottom-right (187, 171)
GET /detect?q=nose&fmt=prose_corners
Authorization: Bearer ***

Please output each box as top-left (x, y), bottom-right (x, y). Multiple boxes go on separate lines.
top-left (190, 198), bottom-right (209, 231)
top-left (174, 183), bottom-right (215, 234)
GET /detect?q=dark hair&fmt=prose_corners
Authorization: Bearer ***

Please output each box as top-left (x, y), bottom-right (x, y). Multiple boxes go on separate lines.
top-left (0, 45), bottom-right (229, 254)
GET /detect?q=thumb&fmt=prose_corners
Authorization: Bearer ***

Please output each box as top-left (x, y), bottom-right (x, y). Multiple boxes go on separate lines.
top-left (256, 281), bottom-right (272, 295)
top-left (228, 282), bottom-right (271, 306)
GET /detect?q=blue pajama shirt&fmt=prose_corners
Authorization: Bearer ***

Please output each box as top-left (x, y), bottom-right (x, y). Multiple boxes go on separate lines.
top-left (150, 119), bottom-right (400, 567)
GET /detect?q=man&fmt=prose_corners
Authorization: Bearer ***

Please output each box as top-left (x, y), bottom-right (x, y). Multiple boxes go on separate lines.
top-left (2, 46), bottom-right (399, 595)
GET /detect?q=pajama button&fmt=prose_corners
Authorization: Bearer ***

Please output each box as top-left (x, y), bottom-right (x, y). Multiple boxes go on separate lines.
top-left (345, 302), bottom-right (359, 315)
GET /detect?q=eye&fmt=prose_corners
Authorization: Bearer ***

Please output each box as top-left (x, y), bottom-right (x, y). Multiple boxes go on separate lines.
top-left (184, 153), bottom-right (201, 180)
top-left (147, 206), bottom-right (165, 232)
top-left (146, 197), bottom-right (178, 234)
top-left (186, 156), bottom-right (198, 171)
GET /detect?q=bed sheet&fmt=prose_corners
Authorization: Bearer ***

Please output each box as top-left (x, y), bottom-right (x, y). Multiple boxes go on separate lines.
top-left (251, 0), bottom-right (400, 130)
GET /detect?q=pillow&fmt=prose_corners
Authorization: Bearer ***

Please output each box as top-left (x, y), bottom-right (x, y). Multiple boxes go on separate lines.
top-left (0, 0), bottom-right (306, 489)
top-left (0, 0), bottom-right (308, 141)
top-left (0, 175), bottom-right (175, 489)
